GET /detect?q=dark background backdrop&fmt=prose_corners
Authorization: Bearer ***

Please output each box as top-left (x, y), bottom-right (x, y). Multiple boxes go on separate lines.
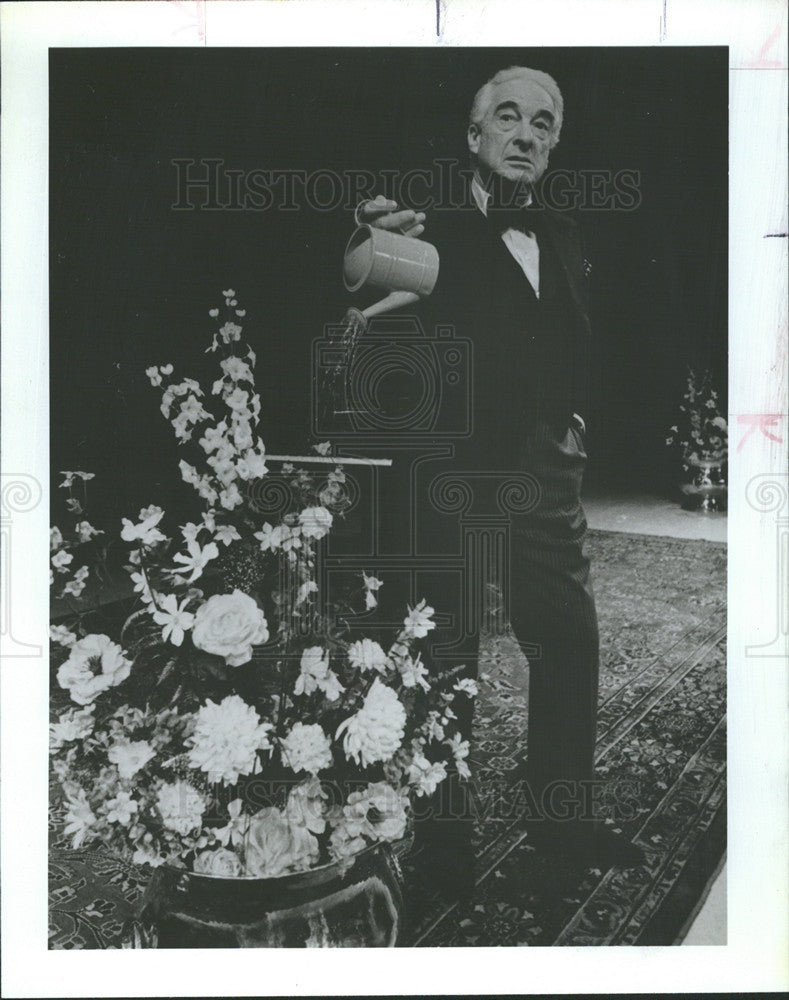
top-left (50, 47), bottom-right (727, 526)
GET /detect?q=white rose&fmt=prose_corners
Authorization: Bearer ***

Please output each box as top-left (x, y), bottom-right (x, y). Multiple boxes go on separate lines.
top-left (193, 847), bottom-right (243, 877)
top-left (191, 590), bottom-right (269, 666)
top-left (245, 807), bottom-right (319, 878)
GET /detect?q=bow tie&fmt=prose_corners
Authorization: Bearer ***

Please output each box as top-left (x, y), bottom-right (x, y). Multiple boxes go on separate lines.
top-left (486, 203), bottom-right (545, 236)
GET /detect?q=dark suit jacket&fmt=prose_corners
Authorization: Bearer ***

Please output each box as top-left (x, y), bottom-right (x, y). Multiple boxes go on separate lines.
top-left (412, 195), bottom-right (592, 469)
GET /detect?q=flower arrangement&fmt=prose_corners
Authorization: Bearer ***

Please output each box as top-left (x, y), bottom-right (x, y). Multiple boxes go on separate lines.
top-left (50, 472), bottom-right (107, 602)
top-left (665, 367), bottom-right (728, 471)
top-left (49, 290), bottom-right (474, 879)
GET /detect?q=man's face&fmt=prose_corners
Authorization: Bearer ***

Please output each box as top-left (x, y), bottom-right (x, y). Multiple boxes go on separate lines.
top-left (468, 77), bottom-right (557, 187)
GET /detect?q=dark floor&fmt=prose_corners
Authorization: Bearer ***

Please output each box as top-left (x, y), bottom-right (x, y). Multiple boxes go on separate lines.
top-left (581, 486), bottom-right (726, 945)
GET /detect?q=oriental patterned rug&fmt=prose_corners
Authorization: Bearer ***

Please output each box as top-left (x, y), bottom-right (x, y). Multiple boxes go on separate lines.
top-left (49, 528), bottom-right (727, 949)
top-left (405, 527), bottom-right (727, 946)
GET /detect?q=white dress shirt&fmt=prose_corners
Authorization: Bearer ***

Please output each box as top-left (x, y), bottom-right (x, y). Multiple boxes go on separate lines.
top-left (471, 176), bottom-right (540, 298)
top-left (470, 177), bottom-right (586, 434)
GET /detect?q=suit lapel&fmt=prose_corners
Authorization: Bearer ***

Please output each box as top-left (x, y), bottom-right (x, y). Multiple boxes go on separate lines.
top-left (437, 195), bottom-right (588, 328)
top-left (539, 212), bottom-right (590, 330)
top-left (466, 196), bottom-right (586, 318)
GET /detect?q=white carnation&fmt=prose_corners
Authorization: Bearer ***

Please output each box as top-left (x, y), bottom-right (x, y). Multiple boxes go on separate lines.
top-left (336, 679), bottom-right (406, 767)
top-left (279, 722), bottom-right (333, 775)
top-left (188, 695), bottom-right (273, 784)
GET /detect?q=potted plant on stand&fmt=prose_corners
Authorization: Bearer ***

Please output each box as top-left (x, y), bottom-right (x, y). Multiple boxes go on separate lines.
top-left (665, 367), bottom-right (728, 512)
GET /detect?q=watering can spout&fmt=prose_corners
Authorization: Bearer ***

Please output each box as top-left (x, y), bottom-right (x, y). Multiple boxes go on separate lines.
top-left (360, 289), bottom-right (419, 319)
top-left (342, 224), bottom-right (439, 322)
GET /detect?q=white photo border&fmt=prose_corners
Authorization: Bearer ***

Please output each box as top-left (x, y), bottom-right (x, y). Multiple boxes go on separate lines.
top-left (1, 0), bottom-right (787, 995)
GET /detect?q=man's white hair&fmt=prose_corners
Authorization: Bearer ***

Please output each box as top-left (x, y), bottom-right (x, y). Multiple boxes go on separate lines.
top-left (469, 66), bottom-right (564, 148)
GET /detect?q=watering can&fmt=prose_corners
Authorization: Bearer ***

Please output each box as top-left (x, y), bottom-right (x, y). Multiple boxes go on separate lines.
top-left (342, 224), bottom-right (440, 321)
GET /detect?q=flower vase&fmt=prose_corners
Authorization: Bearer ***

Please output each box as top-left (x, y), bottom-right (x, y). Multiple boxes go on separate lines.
top-left (679, 457), bottom-right (727, 512)
top-left (122, 841), bottom-right (405, 948)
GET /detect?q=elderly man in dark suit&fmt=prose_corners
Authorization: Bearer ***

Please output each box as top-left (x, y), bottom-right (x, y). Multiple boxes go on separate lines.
top-left (356, 66), bottom-right (643, 870)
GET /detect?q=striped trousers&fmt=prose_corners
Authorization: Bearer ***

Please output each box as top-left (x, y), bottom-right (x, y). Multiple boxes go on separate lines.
top-left (506, 418), bottom-right (599, 799)
top-left (413, 416), bottom-right (599, 855)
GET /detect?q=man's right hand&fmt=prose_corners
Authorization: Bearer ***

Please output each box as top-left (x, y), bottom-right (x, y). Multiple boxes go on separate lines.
top-left (356, 194), bottom-right (426, 238)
